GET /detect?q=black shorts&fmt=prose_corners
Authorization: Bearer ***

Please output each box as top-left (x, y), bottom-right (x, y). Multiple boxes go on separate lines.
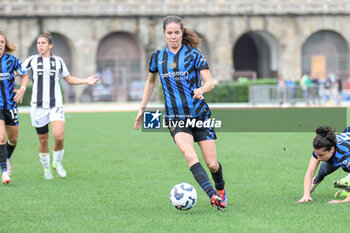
top-left (168, 119), bottom-right (217, 142)
top-left (36, 124), bottom-right (49, 135)
top-left (0, 108), bottom-right (19, 126)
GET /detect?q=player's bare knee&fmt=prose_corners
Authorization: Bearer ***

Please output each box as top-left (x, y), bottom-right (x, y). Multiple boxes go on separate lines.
top-left (53, 133), bottom-right (64, 142)
top-left (206, 161), bottom-right (218, 172)
top-left (54, 135), bottom-right (64, 144)
top-left (40, 141), bottom-right (48, 148)
top-left (183, 151), bottom-right (198, 163)
top-left (183, 150), bottom-right (195, 158)
top-left (39, 137), bottom-right (48, 147)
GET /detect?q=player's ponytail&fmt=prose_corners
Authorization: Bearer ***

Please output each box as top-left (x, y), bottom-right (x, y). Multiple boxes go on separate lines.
top-left (38, 32), bottom-right (54, 45)
top-left (313, 126), bottom-right (336, 151)
top-left (163, 15), bottom-right (201, 50)
top-left (182, 27), bottom-right (201, 50)
top-left (0, 31), bottom-right (16, 53)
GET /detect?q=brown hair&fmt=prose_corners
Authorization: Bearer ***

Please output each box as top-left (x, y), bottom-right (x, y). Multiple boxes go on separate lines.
top-left (38, 32), bottom-right (54, 44)
top-left (0, 31), bottom-right (16, 53)
top-left (162, 15), bottom-right (201, 50)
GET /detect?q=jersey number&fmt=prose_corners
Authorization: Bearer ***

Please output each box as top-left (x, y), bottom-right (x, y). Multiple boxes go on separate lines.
top-left (54, 107), bottom-right (64, 119)
top-left (9, 109), bottom-right (18, 123)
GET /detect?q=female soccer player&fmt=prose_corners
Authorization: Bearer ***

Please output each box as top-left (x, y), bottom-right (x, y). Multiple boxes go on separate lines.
top-left (0, 31), bottom-right (29, 184)
top-left (134, 16), bottom-right (227, 209)
top-left (23, 32), bottom-right (99, 180)
top-left (298, 126), bottom-right (350, 204)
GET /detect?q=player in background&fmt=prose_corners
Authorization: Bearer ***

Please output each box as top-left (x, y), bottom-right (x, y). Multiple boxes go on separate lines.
top-left (23, 32), bottom-right (99, 180)
top-left (0, 31), bottom-right (29, 184)
top-left (134, 16), bottom-right (227, 210)
top-left (298, 126), bottom-right (350, 204)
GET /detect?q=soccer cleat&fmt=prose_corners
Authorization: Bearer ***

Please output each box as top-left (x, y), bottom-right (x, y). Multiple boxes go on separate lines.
top-left (217, 187), bottom-right (227, 208)
top-left (334, 190), bottom-right (350, 198)
top-left (310, 176), bottom-right (320, 193)
top-left (2, 171), bottom-right (11, 184)
top-left (52, 163), bottom-right (66, 178)
top-left (6, 159), bottom-right (12, 176)
top-left (44, 168), bottom-right (53, 180)
top-left (211, 193), bottom-right (226, 210)
top-left (334, 177), bottom-right (350, 191)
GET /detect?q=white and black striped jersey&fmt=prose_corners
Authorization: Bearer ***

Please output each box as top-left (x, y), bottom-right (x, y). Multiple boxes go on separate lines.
top-left (23, 54), bottom-right (70, 108)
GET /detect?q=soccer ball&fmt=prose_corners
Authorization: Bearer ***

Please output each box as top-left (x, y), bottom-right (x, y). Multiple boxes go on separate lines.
top-left (170, 183), bottom-right (197, 210)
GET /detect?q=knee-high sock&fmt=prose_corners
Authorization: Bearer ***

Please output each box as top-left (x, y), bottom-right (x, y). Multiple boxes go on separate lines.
top-left (6, 141), bottom-right (16, 159)
top-left (190, 162), bottom-right (216, 198)
top-left (53, 149), bottom-right (64, 165)
top-left (39, 153), bottom-right (50, 169)
top-left (211, 162), bottom-right (225, 190)
top-left (0, 145), bottom-right (7, 172)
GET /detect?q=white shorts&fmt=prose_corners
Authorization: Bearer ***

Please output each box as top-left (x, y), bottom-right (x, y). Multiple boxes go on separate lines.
top-left (30, 106), bottom-right (65, 128)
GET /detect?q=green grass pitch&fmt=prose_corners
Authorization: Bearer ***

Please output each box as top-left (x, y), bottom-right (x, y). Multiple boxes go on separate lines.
top-left (1, 111), bottom-right (349, 233)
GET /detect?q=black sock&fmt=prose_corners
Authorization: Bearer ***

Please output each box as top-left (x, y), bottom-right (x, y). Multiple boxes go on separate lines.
top-left (211, 162), bottom-right (225, 190)
top-left (190, 162), bottom-right (216, 198)
top-left (314, 175), bottom-right (324, 184)
top-left (6, 141), bottom-right (16, 159)
top-left (0, 145), bottom-right (7, 172)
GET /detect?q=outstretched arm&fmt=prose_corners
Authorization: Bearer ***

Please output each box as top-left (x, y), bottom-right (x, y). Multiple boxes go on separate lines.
top-left (329, 193), bottom-right (350, 204)
top-left (298, 156), bottom-right (320, 203)
top-left (64, 74), bottom-right (100, 85)
top-left (134, 72), bottom-right (157, 130)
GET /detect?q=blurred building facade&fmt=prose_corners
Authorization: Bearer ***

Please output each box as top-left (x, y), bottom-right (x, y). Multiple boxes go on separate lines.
top-left (1, 0), bottom-right (350, 102)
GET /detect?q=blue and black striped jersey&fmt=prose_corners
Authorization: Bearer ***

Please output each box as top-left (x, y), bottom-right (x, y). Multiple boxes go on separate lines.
top-left (0, 53), bottom-right (26, 110)
top-left (312, 132), bottom-right (350, 172)
top-left (149, 45), bottom-right (210, 120)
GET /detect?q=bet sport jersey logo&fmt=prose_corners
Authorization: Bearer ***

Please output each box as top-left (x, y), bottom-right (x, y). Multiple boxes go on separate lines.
top-left (143, 110), bottom-right (161, 129)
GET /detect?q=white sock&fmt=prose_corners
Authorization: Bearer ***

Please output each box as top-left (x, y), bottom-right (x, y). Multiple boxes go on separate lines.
top-left (53, 149), bottom-right (64, 165)
top-left (39, 153), bottom-right (50, 169)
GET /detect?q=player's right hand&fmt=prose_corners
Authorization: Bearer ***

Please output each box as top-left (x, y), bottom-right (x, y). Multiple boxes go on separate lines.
top-left (192, 88), bottom-right (204, 100)
top-left (134, 110), bottom-right (143, 130)
top-left (297, 195), bottom-right (312, 203)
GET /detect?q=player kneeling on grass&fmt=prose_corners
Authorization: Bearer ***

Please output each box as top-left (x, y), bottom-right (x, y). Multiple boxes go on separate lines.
top-left (298, 126), bottom-right (350, 204)
top-left (23, 32), bottom-right (99, 180)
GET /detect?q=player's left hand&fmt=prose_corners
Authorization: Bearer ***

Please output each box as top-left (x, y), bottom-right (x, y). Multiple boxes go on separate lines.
top-left (87, 75), bottom-right (100, 85)
top-left (13, 87), bottom-right (26, 103)
top-left (328, 200), bottom-right (344, 204)
top-left (193, 88), bottom-right (204, 100)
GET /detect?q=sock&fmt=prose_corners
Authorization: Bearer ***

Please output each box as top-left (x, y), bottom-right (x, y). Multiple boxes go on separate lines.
top-left (190, 162), bottom-right (216, 198)
top-left (6, 141), bottom-right (16, 159)
top-left (53, 149), bottom-right (64, 165)
top-left (39, 153), bottom-right (50, 169)
top-left (211, 162), bottom-right (225, 190)
top-left (314, 175), bottom-right (324, 184)
top-left (0, 145), bottom-right (7, 172)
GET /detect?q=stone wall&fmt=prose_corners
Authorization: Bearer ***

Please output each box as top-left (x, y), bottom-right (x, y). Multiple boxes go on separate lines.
top-left (1, 1), bottom-right (350, 101)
